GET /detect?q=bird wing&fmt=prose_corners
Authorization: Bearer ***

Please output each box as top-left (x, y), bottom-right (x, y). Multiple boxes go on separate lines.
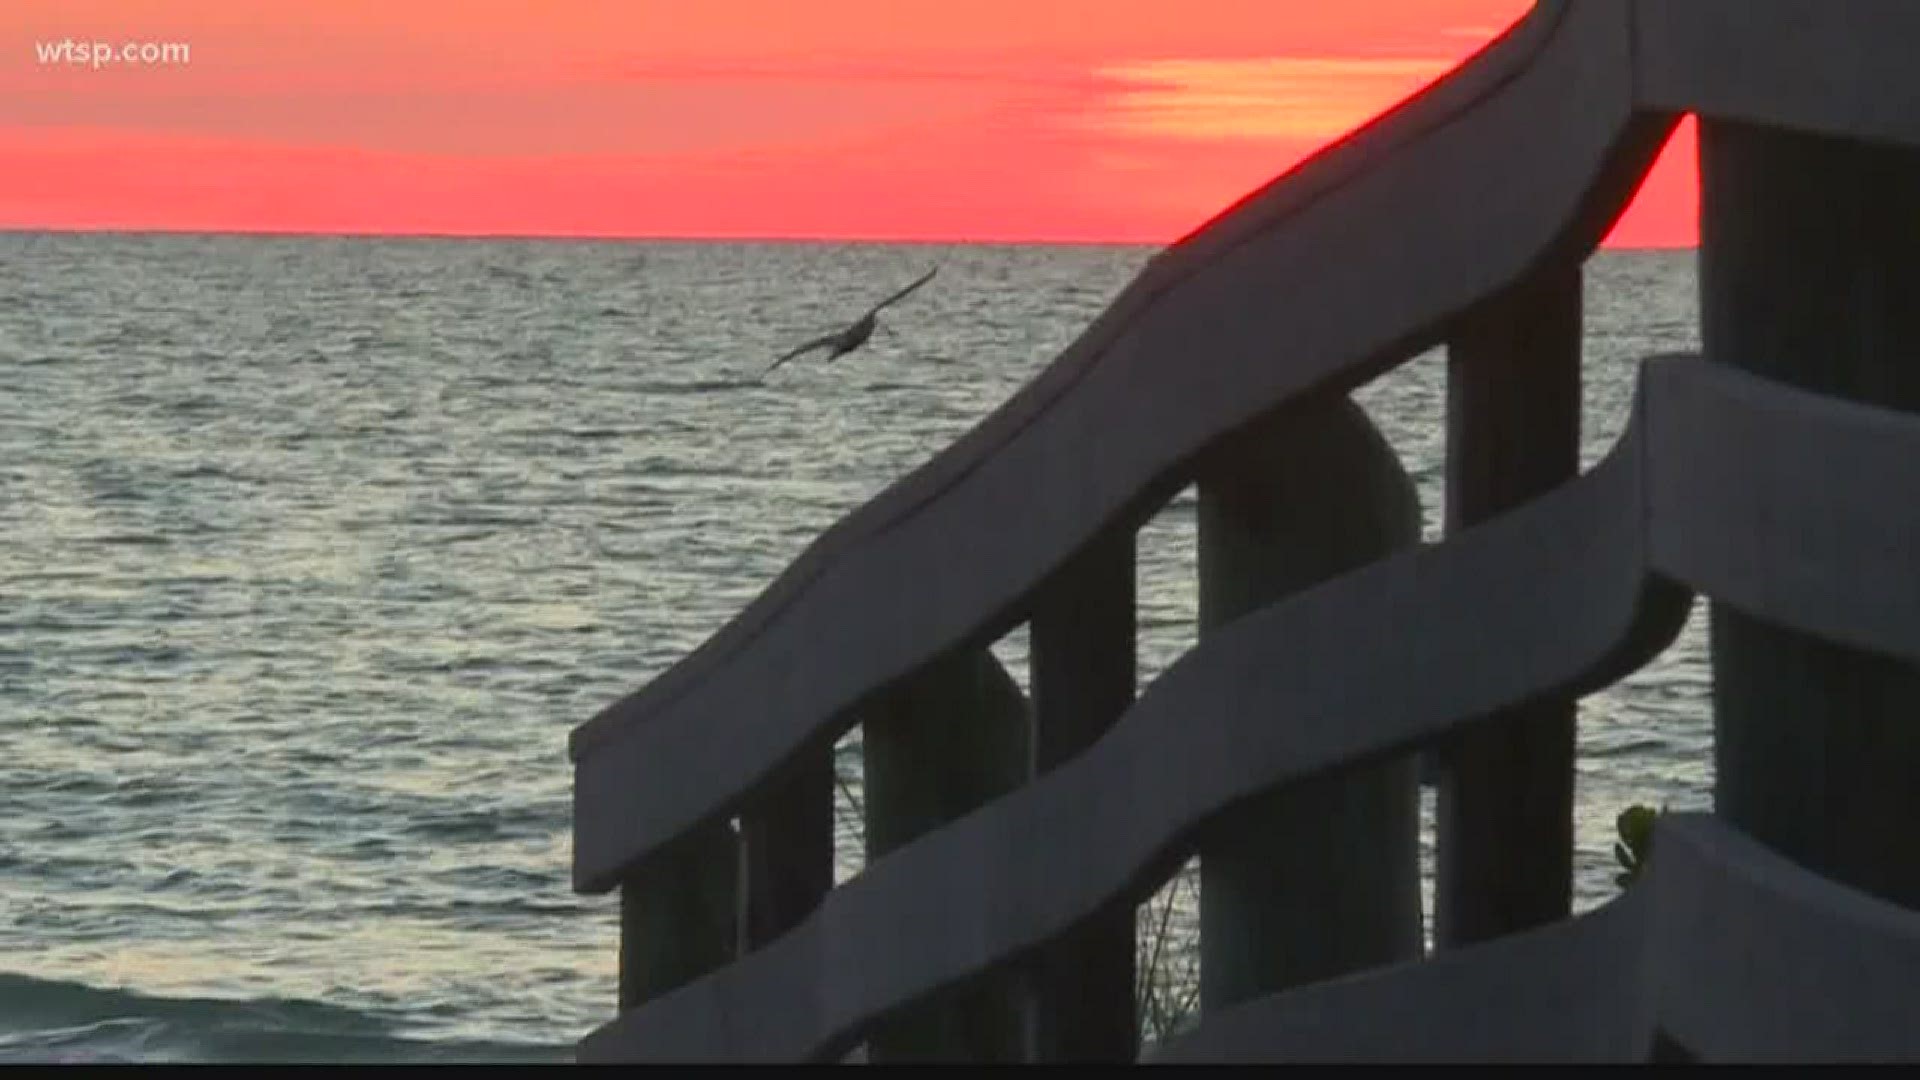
top-left (863, 265), bottom-right (939, 318)
top-left (762, 330), bottom-right (843, 377)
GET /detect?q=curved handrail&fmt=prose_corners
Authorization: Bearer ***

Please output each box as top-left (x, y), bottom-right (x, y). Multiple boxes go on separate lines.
top-left (577, 358), bottom-right (1920, 1060)
top-left (572, 0), bottom-right (1651, 891)
top-left (1152, 814), bottom-right (1920, 1062)
top-left (573, 0), bottom-right (1920, 894)
top-left (1155, 894), bottom-right (1650, 1063)
top-left (575, 2), bottom-right (1567, 749)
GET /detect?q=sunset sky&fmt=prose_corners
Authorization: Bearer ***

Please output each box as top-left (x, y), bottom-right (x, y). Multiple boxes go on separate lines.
top-left (2, 0), bottom-right (1696, 245)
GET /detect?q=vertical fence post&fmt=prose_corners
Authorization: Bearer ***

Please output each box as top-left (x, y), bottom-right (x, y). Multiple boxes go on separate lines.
top-left (618, 822), bottom-right (738, 1013)
top-left (1436, 262), bottom-right (1583, 948)
top-left (1028, 531), bottom-right (1138, 1060)
top-left (737, 748), bottom-right (834, 950)
top-left (1699, 121), bottom-right (1920, 909)
top-left (1194, 395), bottom-right (1423, 1011)
top-left (862, 649), bottom-right (1032, 1061)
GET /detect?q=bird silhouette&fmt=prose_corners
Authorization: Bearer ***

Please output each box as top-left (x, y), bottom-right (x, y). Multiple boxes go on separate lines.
top-left (761, 266), bottom-right (938, 379)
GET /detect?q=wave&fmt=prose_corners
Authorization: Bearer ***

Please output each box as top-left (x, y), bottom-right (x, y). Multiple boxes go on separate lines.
top-left (0, 973), bottom-right (572, 1064)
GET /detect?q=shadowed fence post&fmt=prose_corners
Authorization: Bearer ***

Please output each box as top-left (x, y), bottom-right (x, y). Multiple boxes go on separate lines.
top-left (1699, 121), bottom-right (1920, 910)
top-left (618, 822), bottom-right (738, 1013)
top-left (737, 747), bottom-right (833, 950)
top-left (1436, 262), bottom-right (1583, 948)
top-left (862, 648), bottom-right (1032, 1061)
top-left (1194, 395), bottom-right (1423, 1011)
top-left (1028, 532), bottom-right (1138, 1061)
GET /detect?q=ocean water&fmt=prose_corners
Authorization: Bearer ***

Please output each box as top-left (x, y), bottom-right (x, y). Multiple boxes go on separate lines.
top-left (0, 233), bottom-right (1707, 1061)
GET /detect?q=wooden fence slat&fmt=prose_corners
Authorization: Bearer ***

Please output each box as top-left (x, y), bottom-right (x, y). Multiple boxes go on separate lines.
top-left (619, 822), bottom-right (737, 1012)
top-left (862, 650), bottom-right (1032, 1061)
top-left (1195, 396), bottom-right (1423, 1006)
top-left (1699, 120), bottom-right (1920, 910)
top-left (1437, 261), bottom-right (1583, 948)
top-left (738, 750), bottom-right (834, 950)
top-left (1029, 533), bottom-right (1140, 1061)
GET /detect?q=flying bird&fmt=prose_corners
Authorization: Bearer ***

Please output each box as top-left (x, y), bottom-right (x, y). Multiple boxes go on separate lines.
top-left (762, 266), bottom-right (939, 379)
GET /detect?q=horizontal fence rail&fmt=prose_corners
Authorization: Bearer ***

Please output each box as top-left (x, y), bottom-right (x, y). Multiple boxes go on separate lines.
top-left (1153, 814), bottom-right (1920, 1063)
top-left (580, 359), bottom-right (1920, 1060)
top-left (572, 0), bottom-right (1920, 1063)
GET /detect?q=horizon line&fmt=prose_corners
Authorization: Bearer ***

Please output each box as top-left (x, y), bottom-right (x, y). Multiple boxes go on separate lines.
top-left (0, 223), bottom-right (1698, 253)
top-left (0, 224), bottom-right (1157, 249)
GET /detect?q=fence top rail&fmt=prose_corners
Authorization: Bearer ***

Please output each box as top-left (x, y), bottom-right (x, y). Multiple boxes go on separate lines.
top-left (572, 0), bottom-right (1920, 893)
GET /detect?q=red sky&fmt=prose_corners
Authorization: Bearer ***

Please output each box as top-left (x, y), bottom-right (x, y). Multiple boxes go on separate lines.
top-left (1, 0), bottom-right (1695, 245)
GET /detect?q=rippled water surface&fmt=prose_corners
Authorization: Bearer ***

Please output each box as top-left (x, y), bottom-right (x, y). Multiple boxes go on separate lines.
top-left (0, 233), bottom-right (1705, 1059)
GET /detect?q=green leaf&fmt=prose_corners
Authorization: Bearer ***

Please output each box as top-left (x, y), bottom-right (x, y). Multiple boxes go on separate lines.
top-left (1617, 804), bottom-right (1658, 855)
top-left (1613, 803), bottom-right (1665, 893)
